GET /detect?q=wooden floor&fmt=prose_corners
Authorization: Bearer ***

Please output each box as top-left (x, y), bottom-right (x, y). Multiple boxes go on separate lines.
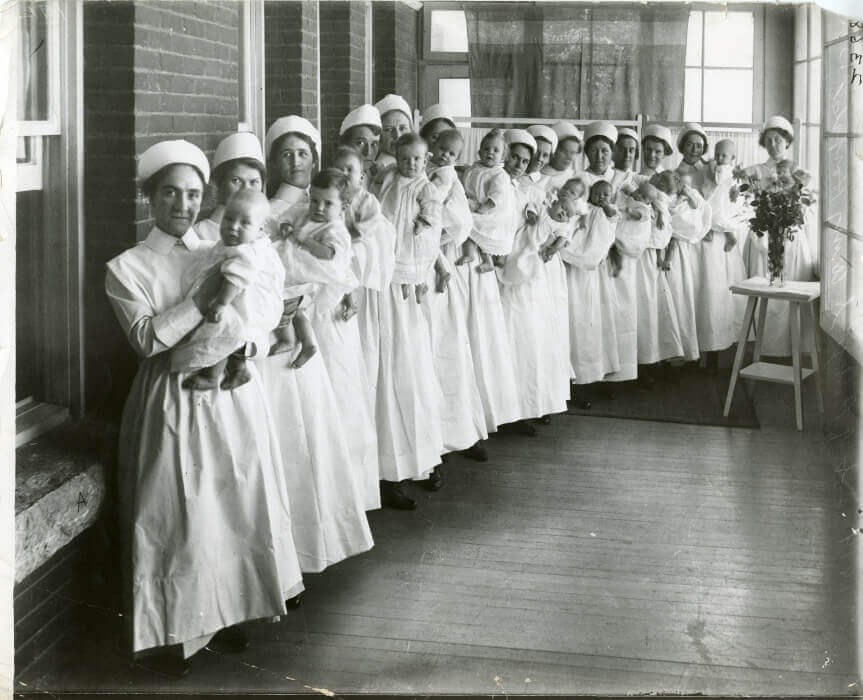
top-left (17, 384), bottom-right (860, 696)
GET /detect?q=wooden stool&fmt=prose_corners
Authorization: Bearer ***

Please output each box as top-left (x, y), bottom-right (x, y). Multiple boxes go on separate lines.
top-left (723, 276), bottom-right (824, 431)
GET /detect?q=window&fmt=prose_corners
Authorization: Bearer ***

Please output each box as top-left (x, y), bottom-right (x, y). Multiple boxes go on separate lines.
top-left (819, 16), bottom-right (863, 362)
top-left (15, 0), bottom-right (83, 445)
top-left (684, 10), bottom-right (755, 124)
top-left (421, 5), bottom-right (471, 119)
top-left (238, 0), bottom-right (266, 138)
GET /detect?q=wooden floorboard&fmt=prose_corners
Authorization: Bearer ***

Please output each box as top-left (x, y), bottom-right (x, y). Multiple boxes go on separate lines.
top-left (17, 409), bottom-right (859, 696)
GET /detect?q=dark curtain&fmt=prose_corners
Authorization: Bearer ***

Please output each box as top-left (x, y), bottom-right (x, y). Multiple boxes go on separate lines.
top-left (466, 3), bottom-right (689, 122)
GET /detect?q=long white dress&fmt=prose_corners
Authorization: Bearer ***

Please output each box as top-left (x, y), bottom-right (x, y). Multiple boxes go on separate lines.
top-left (105, 227), bottom-right (304, 658)
top-left (263, 199), bottom-right (374, 571)
top-left (424, 164), bottom-right (488, 452)
top-left (697, 166), bottom-right (753, 352)
top-left (497, 183), bottom-right (569, 419)
top-left (633, 186), bottom-right (684, 364)
top-left (666, 189), bottom-right (712, 361)
top-left (560, 206), bottom-right (620, 383)
top-left (741, 160), bottom-right (816, 356)
top-left (346, 188), bottom-right (396, 409)
top-left (462, 162), bottom-right (518, 255)
top-left (376, 170), bottom-right (445, 481)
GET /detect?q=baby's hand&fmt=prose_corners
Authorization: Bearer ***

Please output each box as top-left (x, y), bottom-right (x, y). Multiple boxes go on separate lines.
top-left (628, 207), bottom-right (643, 221)
top-left (682, 187), bottom-right (698, 208)
top-left (339, 293), bottom-right (357, 322)
top-left (703, 230), bottom-right (714, 242)
top-left (436, 267), bottom-right (451, 293)
top-left (279, 222), bottom-right (295, 240)
top-left (723, 230), bottom-right (737, 252)
top-left (656, 210), bottom-right (667, 229)
top-left (525, 210), bottom-right (539, 226)
top-left (601, 203), bottom-right (618, 218)
top-left (206, 301), bottom-right (227, 323)
top-left (413, 215), bottom-right (431, 235)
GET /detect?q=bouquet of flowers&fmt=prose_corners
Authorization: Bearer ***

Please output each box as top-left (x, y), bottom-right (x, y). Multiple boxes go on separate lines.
top-left (732, 163), bottom-right (815, 285)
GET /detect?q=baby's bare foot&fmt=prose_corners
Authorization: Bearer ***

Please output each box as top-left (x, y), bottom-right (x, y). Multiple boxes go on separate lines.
top-left (291, 342), bottom-right (318, 369)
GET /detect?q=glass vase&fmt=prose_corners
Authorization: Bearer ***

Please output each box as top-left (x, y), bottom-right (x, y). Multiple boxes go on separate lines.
top-left (767, 230), bottom-right (786, 287)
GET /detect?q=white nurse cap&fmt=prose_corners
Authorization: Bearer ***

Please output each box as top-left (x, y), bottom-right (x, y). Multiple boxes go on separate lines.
top-left (759, 115), bottom-right (794, 144)
top-left (374, 94), bottom-right (413, 126)
top-left (138, 139), bottom-right (210, 184)
top-left (419, 104), bottom-right (456, 133)
top-left (265, 115), bottom-right (322, 162)
top-left (616, 127), bottom-right (639, 143)
top-left (527, 125), bottom-right (558, 153)
top-left (505, 129), bottom-right (537, 156)
top-left (642, 124), bottom-right (674, 155)
top-left (213, 132), bottom-right (265, 172)
top-left (583, 121), bottom-right (618, 147)
top-left (339, 104), bottom-right (383, 136)
top-left (677, 122), bottom-right (708, 152)
top-left (552, 121), bottom-right (584, 146)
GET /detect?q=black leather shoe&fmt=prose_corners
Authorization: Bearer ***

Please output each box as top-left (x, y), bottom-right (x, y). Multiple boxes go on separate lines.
top-left (423, 466), bottom-right (442, 491)
top-left (539, 415), bottom-right (551, 425)
top-left (209, 625), bottom-right (249, 654)
top-left (136, 653), bottom-right (191, 678)
top-left (462, 442), bottom-right (488, 462)
top-left (381, 481), bottom-right (417, 510)
top-left (285, 593), bottom-right (302, 609)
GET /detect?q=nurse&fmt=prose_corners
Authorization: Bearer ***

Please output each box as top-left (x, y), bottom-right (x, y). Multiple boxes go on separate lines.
top-left (105, 140), bottom-right (303, 677)
top-left (196, 131), bottom-right (267, 241)
top-left (339, 103), bottom-right (382, 181)
top-left (375, 93), bottom-right (414, 174)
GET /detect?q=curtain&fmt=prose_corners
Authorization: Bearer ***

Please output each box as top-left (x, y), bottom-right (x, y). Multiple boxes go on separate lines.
top-left (465, 3), bottom-right (689, 122)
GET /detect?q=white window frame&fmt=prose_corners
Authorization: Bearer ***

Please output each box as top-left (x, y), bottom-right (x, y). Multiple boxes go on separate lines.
top-left (16, 0), bottom-right (61, 137)
top-left (238, 0), bottom-right (266, 139)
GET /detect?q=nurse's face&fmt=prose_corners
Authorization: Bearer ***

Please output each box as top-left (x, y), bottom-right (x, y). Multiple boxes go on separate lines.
top-left (614, 136), bottom-right (638, 172)
top-left (423, 119), bottom-right (452, 148)
top-left (218, 162), bottom-right (263, 204)
top-left (528, 139), bottom-right (553, 173)
top-left (681, 133), bottom-right (705, 165)
top-left (586, 139), bottom-right (612, 173)
top-left (504, 144), bottom-right (532, 177)
top-left (763, 129), bottom-right (790, 160)
top-left (642, 137), bottom-right (666, 171)
top-left (380, 110), bottom-right (411, 156)
top-left (276, 134), bottom-right (316, 189)
top-left (346, 125), bottom-right (380, 166)
top-left (550, 138), bottom-right (582, 170)
top-left (150, 164), bottom-right (204, 238)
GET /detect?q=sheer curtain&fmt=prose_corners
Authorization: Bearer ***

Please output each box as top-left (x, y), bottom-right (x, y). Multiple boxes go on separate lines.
top-left (466, 3), bottom-right (689, 121)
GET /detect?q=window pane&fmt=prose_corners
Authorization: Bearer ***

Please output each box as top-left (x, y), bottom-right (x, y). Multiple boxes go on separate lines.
top-left (808, 6), bottom-right (821, 59)
top-left (439, 78), bottom-right (471, 119)
top-left (685, 11), bottom-right (702, 66)
top-left (823, 11), bottom-right (850, 42)
top-left (794, 5), bottom-right (808, 62)
top-left (852, 56), bottom-right (863, 133)
top-left (850, 136), bottom-right (863, 236)
top-left (683, 68), bottom-right (702, 122)
top-left (704, 11), bottom-right (753, 68)
top-left (430, 10), bottom-right (468, 53)
top-left (806, 125), bottom-right (820, 184)
top-left (824, 136), bottom-right (848, 230)
top-left (824, 41), bottom-right (849, 133)
top-left (808, 58), bottom-right (821, 127)
top-left (849, 237), bottom-right (863, 352)
top-left (703, 69), bottom-right (752, 123)
top-left (17, 0), bottom-right (49, 121)
top-left (822, 227), bottom-right (848, 326)
top-left (794, 61), bottom-right (806, 122)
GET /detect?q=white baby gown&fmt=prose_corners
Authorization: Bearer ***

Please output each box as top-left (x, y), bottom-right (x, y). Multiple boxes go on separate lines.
top-left (171, 236), bottom-right (285, 372)
top-left (560, 206), bottom-right (620, 384)
top-left (376, 170), bottom-right (445, 481)
top-left (462, 162), bottom-right (518, 255)
top-left (424, 163), bottom-right (488, 452)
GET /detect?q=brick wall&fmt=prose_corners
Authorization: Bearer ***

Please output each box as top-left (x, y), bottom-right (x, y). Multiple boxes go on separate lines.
top-left (320, 1), bottom-right (367, 164)
top-left (265, 0), bottom-right (319, 138)
top-left (372, 1), bottom-right (418, 110)
top-left (83, 0), bottom-right (241, 418)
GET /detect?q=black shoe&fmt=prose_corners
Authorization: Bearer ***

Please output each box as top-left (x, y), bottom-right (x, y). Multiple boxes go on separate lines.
top-left (569, 393), bottom-right (592, 410)
top-left (462, 442), bottom-right (488, 462)
top-left (136, 653), bottom-right (191, 679)
top-left (381, 481), bottom-right (417, 510)
top-left (423, 466), bottom-right (442, 492)
top-left (208, 625), bottom-right (249, 654)
top-left (539, 415), bottom-right (551, 425)
top-left (285, 593), bottom-right (302, 609)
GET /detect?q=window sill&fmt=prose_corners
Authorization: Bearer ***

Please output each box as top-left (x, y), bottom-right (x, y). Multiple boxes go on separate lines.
top-left (16, 420), bottom-right (108, 584)
top-left (16, 399), bottom-right (70, 448)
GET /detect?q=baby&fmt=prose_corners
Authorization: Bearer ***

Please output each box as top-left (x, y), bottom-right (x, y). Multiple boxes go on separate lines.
top-left (276, 168), bottom-right (358, 319)
top-left (539, 177), bottom-right (589, 262)
top-left (587, 180), bottom-right (624, 276)
top-left (650, 171), bottom-right (681, 271)
top-left (457, 129), bottom-right (515, 273)
top-left (703, 139), bottom-right (743, 252)
top-left (177, 189), bottom-right (285, 390)
top-left (377, 132), bottom-right (443, 304)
